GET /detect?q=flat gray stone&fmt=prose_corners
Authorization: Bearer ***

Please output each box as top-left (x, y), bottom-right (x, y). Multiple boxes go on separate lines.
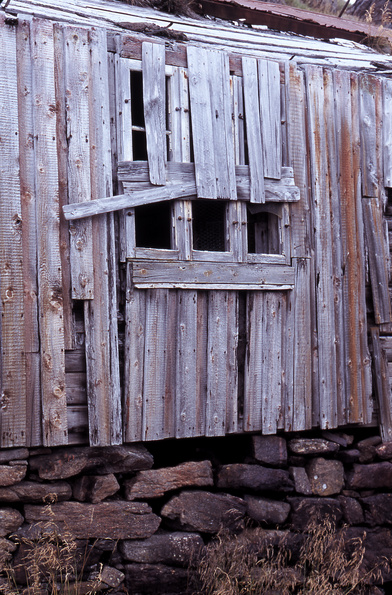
top-left (217, 464), bottom-right (293, 492)
top-left (125, 461), bottom-right (213, 500)
top-left (120, 531), bottom-right (204, 566)
top-left (347, 462), bottom-right (392, 490)
top-left (288, 438), bottom-right (339, 455)
top-left (161, 490), bottom-right (246, 533)
top-left (0, 449), bottom-right (29, 463)
top-left (252, 436), bottom-right (287, 466)
top-left (73, 474), bottom-right (120, 503)
top-left (245, 495), bottom-right (290, 524)
top-left (0, 481), bottom-right (71, 503)
top-left (0, 465), bottom-right (26, 487)
top-left (24, 501), bottom-right (160, 539)
top-left (29, 445), bottom-right (153, 479)
top-left (99, 566), bottom-right (125, 589)
top-left (290, 467), bottom-right (312, 495)
top-left (0, 508), bottom-right (24, 537)
top-left (124, 563), bottom-right (190, 594)
top-left (306, 458), bottom-right (344, 496)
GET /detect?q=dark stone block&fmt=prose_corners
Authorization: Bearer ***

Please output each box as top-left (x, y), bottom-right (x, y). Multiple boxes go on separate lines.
top-left (288, 497), bottom-right (343, 530)
top-left (346, 462), bottom-right (392, 490)
top-left (217, 464), bottom-right (293, 492)
top-left (252, 436), bottom-right (287, 466)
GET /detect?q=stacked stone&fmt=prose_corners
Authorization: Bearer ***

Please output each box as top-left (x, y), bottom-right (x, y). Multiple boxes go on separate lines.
top-left (0, 432), bottom-right (391, 592)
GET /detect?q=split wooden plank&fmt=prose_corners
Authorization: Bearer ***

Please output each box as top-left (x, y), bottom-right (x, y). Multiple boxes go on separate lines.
top-left (242, 56), bottom-right (265, 203)
top-left (131, 260), bottom-right (295, 289)
top-left (351, 72), bottom-right (373, 424)
top-left (63, 26), bottom-right (94, 300)
top-left (244, 292), bottom-right (264, 431)
top-left (305, 64), bottom-right (337, 430)
top-left (142, 289), bottom-right (175, 441)
top-left (363, 196), bottom-right (392, 325)
top-left (261, 292), bottom-right (283, 435)
top-left (31, 18), bottom-right (67, 446)
top-left (226, 292), bottom-right (239, 433)
top-left (124, 269), bottom-right (145, 442)
top-left (142, 42), bottom-right (166, 185)
top-left (16, 17), bottom-right (41, 446)
top-left (84, 27), bottom-right (122, 446)
top-left (258, 59), bottom-right (282, 180)
top-left (0, 16), bottom-right (27, 447)
top-left (206, 292), bottom-right (229, 436)
top-left (359, 73), bottom-right (381, 198)
top-left (53, 24), bottom-right (74, 350)
top-left (231, 75), bottom-right (246, 166)
top-left (187, 46), bottom-right (216, 199)
top-left (176, 291), bottom-right (199, 437)
top-left (207, 50), bottom-right (237, 199)
top-left (371, 328), bottom-right (392, 442)
top-left (383, 78), bottom-right (392, 188)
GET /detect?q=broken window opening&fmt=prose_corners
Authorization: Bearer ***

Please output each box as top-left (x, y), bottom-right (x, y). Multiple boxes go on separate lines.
top-left (192, 200), bottom-right (228, 252)
top-left (135, 201), bottom-right (173, 249)
top-left (247, 205), bottom-right (281, 255)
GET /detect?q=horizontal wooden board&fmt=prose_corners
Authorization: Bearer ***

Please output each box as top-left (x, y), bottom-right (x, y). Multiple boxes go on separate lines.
top-left (131, 260), bottom-right (294, 289)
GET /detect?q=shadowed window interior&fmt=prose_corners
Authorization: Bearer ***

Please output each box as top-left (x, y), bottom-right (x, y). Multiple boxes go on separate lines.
top-left (192, 200), bottom-right (227, 252)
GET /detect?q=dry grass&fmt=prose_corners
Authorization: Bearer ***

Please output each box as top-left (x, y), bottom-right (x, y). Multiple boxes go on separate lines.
top-left (192, 515), bottom-right (389, 595)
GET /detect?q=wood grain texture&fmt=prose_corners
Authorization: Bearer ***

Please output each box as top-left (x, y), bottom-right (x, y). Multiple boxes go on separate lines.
top-left (63, 26), bottom-right (94, 299)
top-left (142, 42), bottom-right (166, 185)
top-left (371, 328), bottom-right (392, 442)
top-left (242, 56), bottom-right (265, 203)
top-left (258, 59), bottom-right (282, 180)
top-left (31, 18), bottom-right (67, 446)
top-left (359, 73), bottom-right (380, 198)
top-left (383, 78), bottom-right (392, 188)
top-left (84, 28), bottom-right (122, 446)
top-left (0, 16), bottom-right (27, 447)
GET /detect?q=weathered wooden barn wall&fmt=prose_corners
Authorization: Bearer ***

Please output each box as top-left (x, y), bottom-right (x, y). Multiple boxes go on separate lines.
top-left (0, 4), bottom-right (392, 448)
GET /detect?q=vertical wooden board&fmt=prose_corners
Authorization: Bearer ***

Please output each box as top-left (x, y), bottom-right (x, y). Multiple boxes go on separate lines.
top-left (351, 72), bottom-right (373, 423)
top-left (206, 292), bottom-right (228, 436)
top-left (196, 291), bottom-right (208, 436)
top-left (124, 272), bottom-right (145, 442)
top-left (242, 57), bottom-right (265, 203)
top-left (31, 18), bottom-right (67, 446)
top-left (187, 46), bottom-right (216, 199)
top-left (280, 63), bottom-right (289, 168)
top-left (363, 196), bottom-right (392, 325)
top-left (359, 73), bottom-right (380, 198)
top-left (63, 26), bottom-right (94, 300)
top-left (305, 65), bottom-right (337, 430)
top-left (86, 28), bottom-right (122, 445)
top-left (261, 292), bottom-right (283, 435)
top-left (25, 353), bottom-right (42, 446)
top-left (226, 291), bottom-right (239, 433)
top-left (142, 42), bottom-right (166, 185)
top-left (280, 290), bottom-right (292, 431)
top-left (142, 289), bottom-right (173, 441)
top-left (231, 75), bottom-right (246, 166)
top-left (258, 60), bottom-right (282, 180)
top-left (383, 78), bottom-right (392, 188)
top-left (208, 50), bottom-right (236, 199)
top-left (53, 24), bottom-right (73, 350)
top-left (371, 328), bottom-right (392, 442)
top-left (287, 63), bottom-right (312, 258)
top-left (176, 291), bottom-right (198, 438)
top-left (0, 17), bottom-right (26, 447)
top-left (325, 68), bottom-right (346, 426)
top-left (287, 258), bottom-right (312, 431)
top-left (244, 292), bottom-right (263, 432)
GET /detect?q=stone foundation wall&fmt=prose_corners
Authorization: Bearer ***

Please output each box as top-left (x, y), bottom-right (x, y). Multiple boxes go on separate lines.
top-left (0, 431), bottom-right (391, 593)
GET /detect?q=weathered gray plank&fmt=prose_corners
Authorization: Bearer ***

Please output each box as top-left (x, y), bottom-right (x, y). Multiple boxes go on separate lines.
top-left (131, 260), bottom-right (295, 289)
top-left (242, 56), bottom-right (265, 203)
top-left (0, 15), bottom-right (26, 447)
top-left (226, 292), bottom-right (239, 433)
top-left (176, 291), bottom-right (199, 437)
top-left (383, 78), bottom-right (392, 188)
top-left (142, 42), bottom-right (166, 185)
top-left (16, 17), bottom-right (41, 446)
top-left (231, 75), bottom-right (246, 166)
top-left (208, 50), bottom-right (237, 199)
top-left (31, 18), bottom-right (67, 446)
top-left (187, 46), bottom-right (216, 199)
top-left (84, 27), bottom-right (122, 446)
top-left (244, 292), bottom-right (264, 431)
top-left (371, 328), bottom-right (392, 442)
top-left (305, 64), bottom-right (337, 430)
top-left (63, 181), bottom-right (197, 219)
top-left (63, 26), bottom-right (94, 300)
top-left (359, 74), bottom-right (380, 198)
top-left (261, 293), bottom-right (283, 434)
top-left (124, 271), bottom-right (145, 442)
top-left (258, 59), bottom-right (282, 180)
top-left (363, 196), bottom-right (392, 325)
top-left (206, 292), bottom-right (228, 436)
